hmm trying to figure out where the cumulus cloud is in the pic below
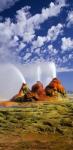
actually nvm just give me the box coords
[32,36,46,49]
[61,37,73,51]
[48,45,58,55]
[23,53,31,61]
[0,0,19,12]
[0,0,73,99]
[67,11,73,26]
[31,23,63,56]
[47,23,63,41]
[0,0,66,63]
[30,0,66,27]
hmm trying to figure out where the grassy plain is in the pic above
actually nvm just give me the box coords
[0,99,73,149]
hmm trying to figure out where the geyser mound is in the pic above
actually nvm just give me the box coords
[11,78,67,102]
[45,78,67,98]
[11,83,30,102]
[31,81,46,98]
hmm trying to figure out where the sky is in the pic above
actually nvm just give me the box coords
[0,0,73,99]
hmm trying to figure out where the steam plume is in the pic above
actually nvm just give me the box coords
[37,65,41,81]
[48,62,56,78]
[0,64,26,100]
[12,64,26,83]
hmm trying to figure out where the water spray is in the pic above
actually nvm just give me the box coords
[49,62,56,78]
[11,64,26,84]
[45,62,56,84]
[0,63,26,100]
[37,65,41,81]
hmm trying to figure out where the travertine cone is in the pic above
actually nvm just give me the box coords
[11,78,67,102]
[11,83,30,102]
[45,78,66,97]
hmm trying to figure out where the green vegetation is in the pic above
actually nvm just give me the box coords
[0,100,73,149]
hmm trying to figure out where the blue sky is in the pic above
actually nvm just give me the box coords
[0,0,73,98]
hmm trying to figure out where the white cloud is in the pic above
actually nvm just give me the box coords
[0,0,19,12]
[27,0,66,30]
[67,11,73,26]
[47,23,63,41]
[62,56,68,63]
[34,48,41,55]
[61,37,73,51]
[23,53,31,61]
[31,23,63,54]
[16,42,26,52]
[0,0,66,63]
[48,45,58,54]
[32,36,46,49]
[68,54,73,59]
[58,67,73,72]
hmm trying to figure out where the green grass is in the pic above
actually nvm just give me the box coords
[0,100,73,149]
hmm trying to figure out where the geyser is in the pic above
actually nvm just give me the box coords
[0,64,26,100]
[37,65,41,81]
[45,62,56,85]
[12,65,26,84]
[48,62,56,78]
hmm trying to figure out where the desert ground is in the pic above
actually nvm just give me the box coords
[0,98,73,150]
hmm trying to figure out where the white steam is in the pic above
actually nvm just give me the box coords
[36,62,56,84]
[44,62,56,85]
[37,65,41,81]
[0,64,26,100]
[11,64,26,83]
[48,62,56,78]
[0,62,56,100]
